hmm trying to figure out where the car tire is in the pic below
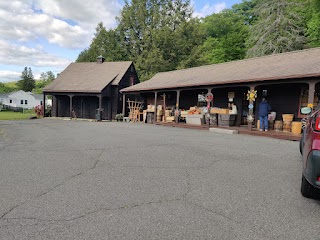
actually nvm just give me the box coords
[301,175,314,198]
[299,137,303,155]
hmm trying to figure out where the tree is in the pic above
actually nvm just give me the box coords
[246,0,306,58]
[33,71,56,94]
[231,0,259,26]
[116,0,201,80]
[39,71,55,84]
[199,9,249,64]
[77,22,126,62]
[17,67,35,92]
[0,82,17,93]
[306,0,320,47]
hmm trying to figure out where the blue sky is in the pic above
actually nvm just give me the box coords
[0,0,242,83]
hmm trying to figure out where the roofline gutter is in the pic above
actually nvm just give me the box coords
[42,90,102,94]
[120,73,320,93]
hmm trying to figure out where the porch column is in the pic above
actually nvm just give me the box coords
[154,91,158,124]
[207,87,213,106]
[248,85,256,131]
[122,93,126,116]
[43,93,46,118]
[207,88,213,128]
[308,81,317,106]
[98,95,103,120]
[54,95,58,117]
[176,90,181,109]
[175,90,181,124]
[69,94,73,118]
[99,95,102,111]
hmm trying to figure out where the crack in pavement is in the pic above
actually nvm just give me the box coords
[116,158,225,171]
[0,152,237,227]
[183,199,241,224]
[0,149,104,220]
[2,164,191,223]
[3,197,182,223]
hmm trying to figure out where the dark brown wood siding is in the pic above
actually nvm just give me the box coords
[118,63,140,117]
[72,96,99,119]
[255,83,307,121]
[56,95,69,117]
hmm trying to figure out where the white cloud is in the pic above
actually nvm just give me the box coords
[0,0,123,82]
[0,40,72,82]
[0,40,71,68]
[0,0,122,49]
[0,71,21,83]
[194,2,227,18]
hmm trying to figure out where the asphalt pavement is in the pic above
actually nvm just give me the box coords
[0,119,319,240]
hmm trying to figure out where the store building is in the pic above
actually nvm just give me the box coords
[121,48,320,130]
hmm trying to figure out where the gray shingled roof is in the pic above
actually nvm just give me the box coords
[31,93,43,100]
[0,93,8,98]
[122,48,320,93]
[43,61,133,93]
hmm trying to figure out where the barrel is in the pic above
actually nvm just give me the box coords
[283,121,292,132]
[274,120,283,131]
[282,114,294,122]
[291,121,302,134]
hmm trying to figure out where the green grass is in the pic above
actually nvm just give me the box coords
[0,110,37,120]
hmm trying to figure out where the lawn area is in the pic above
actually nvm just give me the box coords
[0,110,37,120]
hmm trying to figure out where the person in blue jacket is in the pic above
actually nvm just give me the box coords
[258,98,271,131]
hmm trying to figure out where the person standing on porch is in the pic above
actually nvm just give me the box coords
[258,98,271,131]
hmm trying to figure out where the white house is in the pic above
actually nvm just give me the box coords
[0,90,51,109]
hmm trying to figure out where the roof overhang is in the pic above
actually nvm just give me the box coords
[121,73,320,93]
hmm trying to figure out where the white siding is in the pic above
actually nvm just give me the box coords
[6,91,42,109]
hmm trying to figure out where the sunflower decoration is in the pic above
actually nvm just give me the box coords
[247,90,257,102]
[307,103,314,109]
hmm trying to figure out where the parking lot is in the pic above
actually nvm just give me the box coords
[0,119,319,240]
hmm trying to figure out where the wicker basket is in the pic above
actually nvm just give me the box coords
[282,114,294,122]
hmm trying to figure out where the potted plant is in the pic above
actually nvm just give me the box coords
[115,113,124,122]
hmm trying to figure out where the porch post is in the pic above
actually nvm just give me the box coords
[154,91,158,124]
[54,95,58,117]
[308,81,317,106]
[122,93,126,116]
[43,93,46,118]
[176,90,181,109]
[100,95,103,119]
[175,90,181,124]
[99,95,102,111]
[163,93,166,122]
[248,85,256,131]
[69,94,73,118]
[207,88,213,128]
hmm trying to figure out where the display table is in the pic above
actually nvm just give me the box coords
[218,114,236,127]
[186,114,204,125]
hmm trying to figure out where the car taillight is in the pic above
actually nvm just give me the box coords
[315,117,320,131]
[316,177,320,186]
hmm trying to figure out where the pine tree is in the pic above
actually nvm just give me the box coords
[17,67,35,92]
[306,0,320,47]
[246,0,306,58]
